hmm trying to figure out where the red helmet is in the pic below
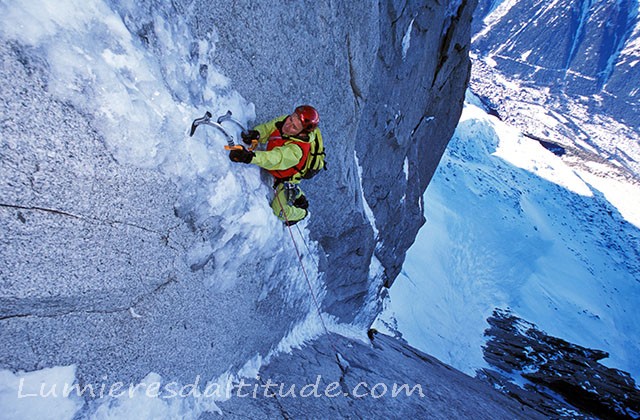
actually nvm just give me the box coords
[295,105,319,132]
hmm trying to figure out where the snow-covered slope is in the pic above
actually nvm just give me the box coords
[375,93,640,381]
[373,1,640,412]
[473,0,640,102]
[471,0,640,180]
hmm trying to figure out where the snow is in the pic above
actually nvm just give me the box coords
[86,372,226,419]
[491,115,593,197]
[470,59,640,177]
[0,341,407,419]
[0,366,82,420]
[354,151,380,240]
[403,157,410,181]
[402,18,414,60]
[376,96,640,381]
[1,0,251,171]
[0,250,368,419]
[237,355,264,380]
[619,16,640,63]
[472,0,520,43]
[1,0,639,416]
[485,55,498,67]
[576,169,640,228]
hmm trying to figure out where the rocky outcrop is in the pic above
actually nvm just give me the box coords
[479,309,640,419]
[208,332,544,419]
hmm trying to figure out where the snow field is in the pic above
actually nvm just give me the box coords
[377,93,640,381]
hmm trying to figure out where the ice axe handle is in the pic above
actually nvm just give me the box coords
[224,145,245,151]
[189,111,212,137]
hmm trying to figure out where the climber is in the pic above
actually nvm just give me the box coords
[228,105,324,225]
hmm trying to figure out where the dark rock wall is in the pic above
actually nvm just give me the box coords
[355,0,475,296]
[480,310,640,419]
[211,332,544,418]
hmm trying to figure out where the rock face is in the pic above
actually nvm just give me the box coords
[353,0,475,298]
[210,332,544,419]
[1,0,482,415]
[191,0,477,323]
[479,309,640,419]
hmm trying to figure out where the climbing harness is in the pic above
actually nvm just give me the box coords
[282,182,299,204]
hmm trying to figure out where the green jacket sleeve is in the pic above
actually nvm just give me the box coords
[251,143,303,171]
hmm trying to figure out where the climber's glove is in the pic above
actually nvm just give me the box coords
[241,130,260,145]
[229,147,255,164]
[293,194,309,210]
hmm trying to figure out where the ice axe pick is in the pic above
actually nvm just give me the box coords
[189,110,257,151]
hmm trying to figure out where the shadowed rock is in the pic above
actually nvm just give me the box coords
[480,309,640,419]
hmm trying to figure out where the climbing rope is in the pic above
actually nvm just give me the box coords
[274,189,348,373]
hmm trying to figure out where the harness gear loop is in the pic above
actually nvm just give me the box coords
[283,182,299,204]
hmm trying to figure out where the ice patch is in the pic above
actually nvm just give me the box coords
[237,355,263,380]
[403,157,410,181]
[354,151,379,240]
[402,18,414,60]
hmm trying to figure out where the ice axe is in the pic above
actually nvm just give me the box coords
[189,110,258,151]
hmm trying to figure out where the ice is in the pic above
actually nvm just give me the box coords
[403,157,410,181]
[354,151,379,240]
[237,355,263,380]
[402,18,414,60]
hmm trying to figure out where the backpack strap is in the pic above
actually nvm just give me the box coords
[307,130,326,172]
